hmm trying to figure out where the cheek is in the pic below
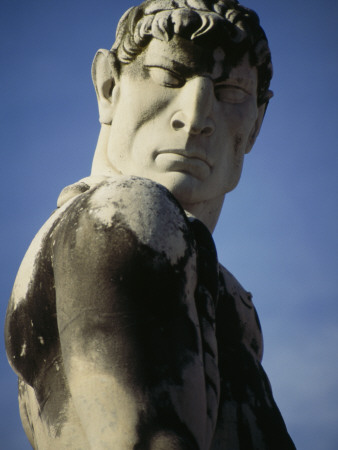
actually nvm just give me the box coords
[232,105,258,152]
[222,100,257,128]
[234,134,243,153]
[232,134,246,169]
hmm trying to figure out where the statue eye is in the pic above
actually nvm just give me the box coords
[214,85,250,103]
[147,66,184,88]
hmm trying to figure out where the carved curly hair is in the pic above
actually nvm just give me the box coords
[110,0,273,106]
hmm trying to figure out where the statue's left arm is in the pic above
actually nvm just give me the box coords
[211,265,296,449]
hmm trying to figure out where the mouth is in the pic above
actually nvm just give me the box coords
[156,149,211,168]
[155,149,211,180]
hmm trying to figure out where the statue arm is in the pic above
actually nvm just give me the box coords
[211,265,296,449]
[218,264,263,361]
[53,177,210,449]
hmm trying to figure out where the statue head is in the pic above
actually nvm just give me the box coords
[91,0,273,227]
[110,0,272,107]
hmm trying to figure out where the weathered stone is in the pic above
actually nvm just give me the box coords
[5,1,295,448]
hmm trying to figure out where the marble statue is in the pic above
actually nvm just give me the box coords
[5,1,296,448]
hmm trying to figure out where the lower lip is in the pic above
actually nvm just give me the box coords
[155,153,211,180]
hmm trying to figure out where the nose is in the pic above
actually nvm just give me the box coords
[170,77,215,136]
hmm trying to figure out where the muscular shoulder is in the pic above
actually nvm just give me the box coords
[217,264,263,361]
[54,176,194,266]
[6,176,195,384]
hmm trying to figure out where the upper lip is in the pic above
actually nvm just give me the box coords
[156,149,212,168]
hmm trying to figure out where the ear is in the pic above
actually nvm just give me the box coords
[245,101,269,154]
[92,49,119,124]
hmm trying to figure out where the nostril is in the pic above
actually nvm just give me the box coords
[202,126,214,136]
[172,119,185,130]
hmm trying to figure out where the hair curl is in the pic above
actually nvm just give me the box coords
[111,0,273,105]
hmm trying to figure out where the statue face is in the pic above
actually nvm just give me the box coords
[106,35,262,207]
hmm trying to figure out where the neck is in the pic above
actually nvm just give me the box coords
[91,124,224,233]
[181,196,224,234]
[91,124,118,176]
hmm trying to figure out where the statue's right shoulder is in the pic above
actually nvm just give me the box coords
[5,175,193,383]
[55,175,192,262]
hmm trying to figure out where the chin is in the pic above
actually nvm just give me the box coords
[154,172,210,206]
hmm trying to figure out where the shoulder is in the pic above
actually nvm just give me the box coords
[6,175,195,383]
[218,264,263,361]
[54,175,194,265]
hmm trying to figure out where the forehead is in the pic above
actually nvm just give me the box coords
[136,35,257,88]
[145,35,215,75]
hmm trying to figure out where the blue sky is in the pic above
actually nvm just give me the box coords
[1,0,337,448]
